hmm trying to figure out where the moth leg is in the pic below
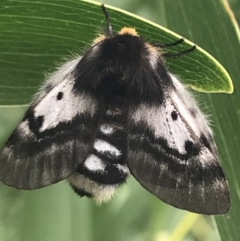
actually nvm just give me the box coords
[153,38,184,48]
[163,45,196,58]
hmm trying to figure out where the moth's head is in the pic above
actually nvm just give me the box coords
[93,27,139,44]
[92,27,145,64]
[87,27,161,82]
[86,4,162,80]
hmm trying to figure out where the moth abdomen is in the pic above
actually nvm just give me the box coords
[68,95,129,203]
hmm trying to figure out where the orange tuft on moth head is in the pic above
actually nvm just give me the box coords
[118,27,138,36]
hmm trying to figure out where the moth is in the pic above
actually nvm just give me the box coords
[0,4,230,215]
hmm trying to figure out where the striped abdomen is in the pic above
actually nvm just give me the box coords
[68,97,129,203]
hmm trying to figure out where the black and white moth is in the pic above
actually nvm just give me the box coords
[0,5,230,215]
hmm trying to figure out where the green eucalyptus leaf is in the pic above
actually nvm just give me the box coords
[0,0,233,106]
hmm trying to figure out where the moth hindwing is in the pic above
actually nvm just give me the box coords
[0,4,230,214]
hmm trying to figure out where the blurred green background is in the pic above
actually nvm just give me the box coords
[0,0,239,241]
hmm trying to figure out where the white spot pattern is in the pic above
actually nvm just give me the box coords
[100,124,114,135]
[84,154,106,172]
[93,139,121,157]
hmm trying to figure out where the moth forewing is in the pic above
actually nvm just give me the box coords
[0,58,100,189]
[127,70,229,215]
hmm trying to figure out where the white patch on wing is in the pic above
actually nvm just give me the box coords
[100,124,114,135]
[198,147,216,165]
[17,120,34,137]
[84,154,105,172]
[33,57,82,105]
[212,178,227,191]
[130,74,215,157]
[170,74,211,137]
[22,55,98,133]
[68,174,117,204]
[33,79,97,132]
[130,101,191,153]
[94,139,121,157]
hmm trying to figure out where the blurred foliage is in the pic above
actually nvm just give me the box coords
[229,0,240,23]
[0,0,239,241]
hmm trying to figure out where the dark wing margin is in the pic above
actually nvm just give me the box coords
[127,92,230,215]
[0,60,101,190]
